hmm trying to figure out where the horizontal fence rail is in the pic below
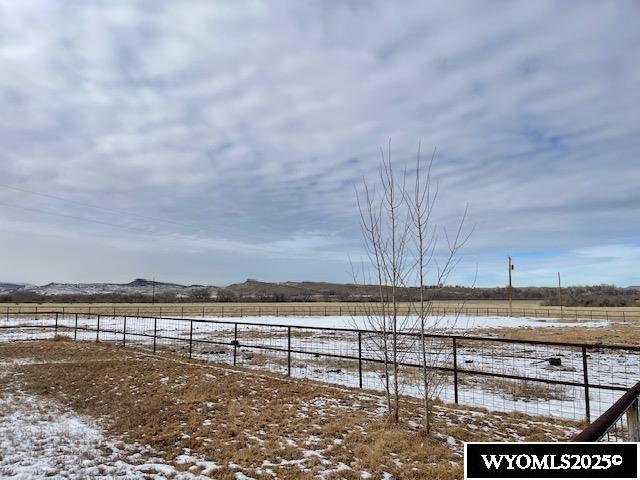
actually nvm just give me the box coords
[574,381,640,442]
[3,304,640,322]
[1,311,639,422]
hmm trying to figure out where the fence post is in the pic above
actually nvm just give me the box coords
[582,346,591,423]
[287,326,291,376]
[123,316,127,347]
[358,331,363,389]
[74,313,78,340]
[233,323,238,366]
[453,337,459,404]
[96,314,100,342]
[153,317,157,353]
[202,305,205,318]
[55,312,58,337]
[627,398,640,442]
[189,319,194,358]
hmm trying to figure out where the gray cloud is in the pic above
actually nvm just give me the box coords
[0,0,638,286]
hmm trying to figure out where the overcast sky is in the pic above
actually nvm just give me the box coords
[1,1,639,287]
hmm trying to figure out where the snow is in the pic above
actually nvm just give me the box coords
[1,313,636,422]
[5,279,210,298]
[197,314,607,331]
[0,390,213,479]
[0,359,230,480]
[0,313,609,332]
[0,342,583,479]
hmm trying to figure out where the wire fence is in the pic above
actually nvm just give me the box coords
[2,304,640,321]
[2,312,639,422]
[574,381,640,442]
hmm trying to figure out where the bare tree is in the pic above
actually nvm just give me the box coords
[355,141,413,422]
[378,141,413,423]
[355,141,472,430]
[354,180,393,415]
[407,142,473,434]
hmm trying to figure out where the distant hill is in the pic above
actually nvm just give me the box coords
[222,279,375,300]
[0,278,638,306]
[1,278,216,301]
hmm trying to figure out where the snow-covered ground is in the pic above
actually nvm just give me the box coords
[0,353,581,479]
[0,360,216,479]
[0,313,609,331]
[1,314,637,422]
[197,314,610,331]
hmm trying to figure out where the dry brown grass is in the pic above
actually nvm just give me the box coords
[479,323,640,346]
[4,300,640,322]
[466,375,569,402]
[0,341,582,479]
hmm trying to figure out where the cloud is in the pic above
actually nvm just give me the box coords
[0,0,638,286]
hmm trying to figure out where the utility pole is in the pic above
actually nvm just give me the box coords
[152,277,156,305]
[558,272,563,320]
[508,256,514,317]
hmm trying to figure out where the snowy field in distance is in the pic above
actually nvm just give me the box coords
[0,313,632,422]
[196,314,609,331]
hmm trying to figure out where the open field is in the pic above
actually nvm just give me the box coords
[479,323,640,345]
[0,340,582,479]
[4,299,640,346]
[2,312,638,421]
[2,300,640,322]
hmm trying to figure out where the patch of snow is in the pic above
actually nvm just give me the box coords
[199,314,609,331]
[0,362,212,479]
[2,313,635,422]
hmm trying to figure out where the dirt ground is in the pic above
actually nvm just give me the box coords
[0,339,583,479]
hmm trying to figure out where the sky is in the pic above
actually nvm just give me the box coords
[0,1,639,288]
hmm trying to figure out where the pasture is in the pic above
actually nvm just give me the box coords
[0,340,581,479]
[2,306,638,479]
[3,300,640,322]
[3,311,638,421]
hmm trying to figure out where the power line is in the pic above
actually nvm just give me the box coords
[0,201,157,235]
[0,183,193,228]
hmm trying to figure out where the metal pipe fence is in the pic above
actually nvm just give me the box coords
[3,304,640,321]
[574,381,640,442]
[1,312,639,422]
